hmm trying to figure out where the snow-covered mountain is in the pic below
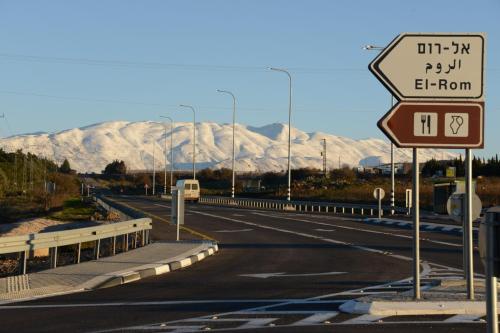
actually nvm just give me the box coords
[0,121,458,173]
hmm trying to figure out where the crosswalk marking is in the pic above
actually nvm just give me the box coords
[342,314,386,324]
[290,312,338,326]
[444,314,482,323]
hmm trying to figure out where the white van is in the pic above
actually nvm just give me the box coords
[176,179,200,202]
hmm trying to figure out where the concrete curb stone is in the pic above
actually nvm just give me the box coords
[96,243,218,290]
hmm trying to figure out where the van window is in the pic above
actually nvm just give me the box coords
[185,184,191,190]
[192,184,199,190]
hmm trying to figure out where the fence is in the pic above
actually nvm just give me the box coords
[199,196,407,216]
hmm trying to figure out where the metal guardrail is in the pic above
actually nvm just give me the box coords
[0,218,152,275]
[199,195,408,216]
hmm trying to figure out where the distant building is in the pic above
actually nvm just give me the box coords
[241,179,262,192]
[359,162,423,175]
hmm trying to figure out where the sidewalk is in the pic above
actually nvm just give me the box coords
[0,240,218,304]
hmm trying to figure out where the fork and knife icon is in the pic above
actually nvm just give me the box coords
[421,114,431,134]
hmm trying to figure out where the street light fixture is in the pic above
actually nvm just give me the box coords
[160,116,175,194]
[179,104,196,180]
[270,67,292,202]
[217,89,237,198]
[363,44,395,215]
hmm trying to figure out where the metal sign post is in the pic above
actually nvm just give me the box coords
[412,148,420,299]
[369,32,486,303]
[465,149,474,300]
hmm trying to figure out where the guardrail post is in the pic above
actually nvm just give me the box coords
[141,230,146,246]
[361,208,364,215]
[75,243,82,264]
[333,206,337,214]
[95,239,101,260]
[50,247,58,269]
[124,234,129,252]
[112,237,116,255]
[370,208,374,216]
[19,250,28,275]
[351,207,354,215]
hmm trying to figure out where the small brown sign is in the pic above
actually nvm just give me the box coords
[378,102,484,148]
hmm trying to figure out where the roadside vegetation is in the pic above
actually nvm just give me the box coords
[0,149,86,223]
[91,156,500,211]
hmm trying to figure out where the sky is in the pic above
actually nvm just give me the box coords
[0,0,499,157]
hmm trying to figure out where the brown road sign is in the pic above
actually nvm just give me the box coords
[370,33,485,101]
[377,102,484,148]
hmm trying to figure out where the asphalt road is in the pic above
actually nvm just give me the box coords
[0,196,486,333]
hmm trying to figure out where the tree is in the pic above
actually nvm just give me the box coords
[59,159,73,174]
[103,160,127,177]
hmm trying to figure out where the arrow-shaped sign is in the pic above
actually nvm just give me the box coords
[378,102,484,148]
[370,33,485,101]
[240,271,347,279]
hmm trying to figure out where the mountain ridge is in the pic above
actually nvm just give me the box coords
[0,121,458,173]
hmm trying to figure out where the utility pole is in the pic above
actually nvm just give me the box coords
[321,138,327,177]
[152,140,156,196]
[160,116,175,194]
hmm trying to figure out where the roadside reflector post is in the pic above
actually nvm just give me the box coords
[172,186,185,242]
[373,188,385,219]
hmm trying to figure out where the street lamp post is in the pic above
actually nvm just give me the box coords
[160,116,174,194]
[179,105,196,180]
[217,89,237,198]
[152,139,156,196]
[363,45,395,215]
[270,67,292,202]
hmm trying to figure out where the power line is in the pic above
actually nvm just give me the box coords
[1,52,498,73]
[0,52,369,73]
[0,89,382,114]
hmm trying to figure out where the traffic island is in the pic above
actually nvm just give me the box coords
[340,278,491,317]
[0,240,218,304]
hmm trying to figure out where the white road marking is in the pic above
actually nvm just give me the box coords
[255,212,462,248]
[215,228,253,233]
[314,228,336,232]
[290,312,338,326]
[342,314,386,324]
[192,210,413,262]
[444,314,482,323]
[0,299,298,310]
[236,318,278,329]
[240,271,347,279]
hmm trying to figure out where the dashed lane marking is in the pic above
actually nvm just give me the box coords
[254,212,462,248]
[214,229,253,233]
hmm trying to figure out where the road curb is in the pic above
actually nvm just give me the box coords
[95,242,219,290]
[362,218,478,238]
[339,299,487,316]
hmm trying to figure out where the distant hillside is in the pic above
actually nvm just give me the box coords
[0,121,458,173]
